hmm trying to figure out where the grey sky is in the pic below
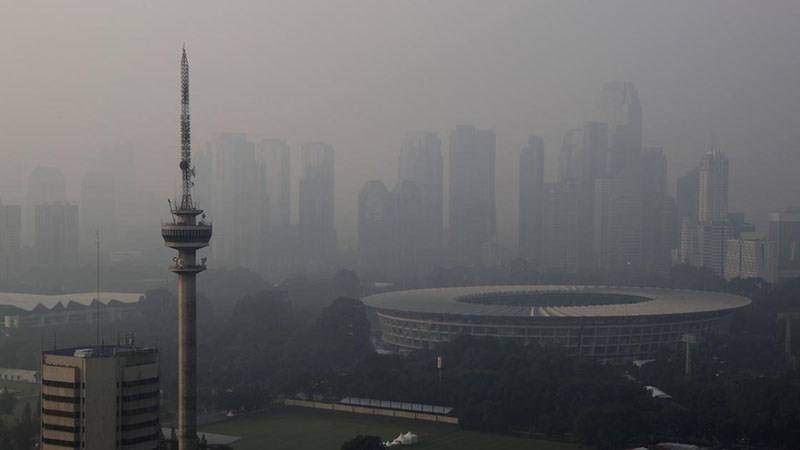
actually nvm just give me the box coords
[1,1,798,248]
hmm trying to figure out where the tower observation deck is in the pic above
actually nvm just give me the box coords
[161,46,211,450]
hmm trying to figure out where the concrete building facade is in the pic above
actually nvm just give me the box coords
[724,233,777,283]
[41,345,160,450]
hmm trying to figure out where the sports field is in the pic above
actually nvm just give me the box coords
[201,407,584,450]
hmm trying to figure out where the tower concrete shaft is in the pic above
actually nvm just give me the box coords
[162,46,211,450]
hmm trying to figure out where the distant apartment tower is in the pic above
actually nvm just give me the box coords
[542,181,584,269]
[0,201,21,279]
[26,167,67,246]
[724,233,777,283]
[299,142,336,270]
[256,139,291,228]
[768,208,800,279]
[41,345,160,450]
[398,132,443,267]
[597,81,643,178]
[209,133,265,270]
[35,202,78,268]
[518,136,545,263]
[594,178,642,270]
[448,125,496,265]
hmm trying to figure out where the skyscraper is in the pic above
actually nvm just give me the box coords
[398,132,443,267]
[160,47,212,450]
[518,136,545,263]
[256,138,291,228]
[542,181,583,269]
[699,150,729,222]
[358,180,391,277]
[35,202,78,268]
[40,345,160,450]
[640,147,675,273]
[0,201,21,280]
[299,142,336,270]
[676,167,700,221]
[594,178,642,270]
[208,133,264,271]
[448,125,496,265]
[25,166,67,246]
[597,81,643,178]
[768,207,800,279]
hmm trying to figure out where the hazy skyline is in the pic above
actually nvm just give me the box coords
[2,1,799,248]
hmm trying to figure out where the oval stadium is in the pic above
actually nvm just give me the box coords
[362,286,751,364]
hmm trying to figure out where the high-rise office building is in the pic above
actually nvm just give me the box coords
[35,202,78,268]
[768,208,800,279]
[676,167,700,221]
[299,142,336,270]
[640,147,675,273]
[699,150,729,222]
[597,81,643,178]
[518,136,545,263]
[0,201,21,280]
[448,125,496,265]
[256,138,291,228]
[542,181,583,269]
[398,132,443,267]
[209,133,266,270]
[79,171,117,251]
[26,167,67,246]
[41,345,160,450]
[594,178,642,270]
[358,180,391,277]
[724,232,777,283]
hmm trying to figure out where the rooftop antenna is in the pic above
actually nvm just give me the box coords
[96,230,101,346]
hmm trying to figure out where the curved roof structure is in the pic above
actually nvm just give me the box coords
[362,286,750,318]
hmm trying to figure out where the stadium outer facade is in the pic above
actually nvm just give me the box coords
[362,286,750,363]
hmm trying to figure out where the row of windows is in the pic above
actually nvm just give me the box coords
[121,405,159,417]
[122,391,159,402]
[42,394,80,404]
[121,418,159,431]
[122,377,159,388]
[42,422,80,433]
[120,432,160,445]
[41,437,79,448]
[43,379,78,389]
[42,408,79,418]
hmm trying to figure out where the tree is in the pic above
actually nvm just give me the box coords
[340,435,385,450]
[0,387,15,415]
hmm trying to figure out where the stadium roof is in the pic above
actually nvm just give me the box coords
[0,292,142,312]
[362,286,750,318]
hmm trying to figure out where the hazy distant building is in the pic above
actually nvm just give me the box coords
[448,125,496,265]
[518,136,545,263]
[727,212,755,238]
[542,181,583,269]
[594,178,642,270]
[35,202,78,268]
[0,202,21,279]
[26,167,67,246]
[256,138,291,228]
[699,150,729,222]
[398,132,443,267]
[597,81,643,178]
[209,133,266,271]
[768,208,800,278]
[79,171,116,251]
[725,233,776,283]
[100,145,137,248]
[641,147,675,273]
[41,345,160,450]
[299,142,336,271]
[358,180,391,277]
[676,167,700,221]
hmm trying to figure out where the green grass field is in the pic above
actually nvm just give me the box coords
[201,407,585,450]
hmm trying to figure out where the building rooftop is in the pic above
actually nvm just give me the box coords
[44,345,157,358]
[0,292,141,312]
[362,286,751,318]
